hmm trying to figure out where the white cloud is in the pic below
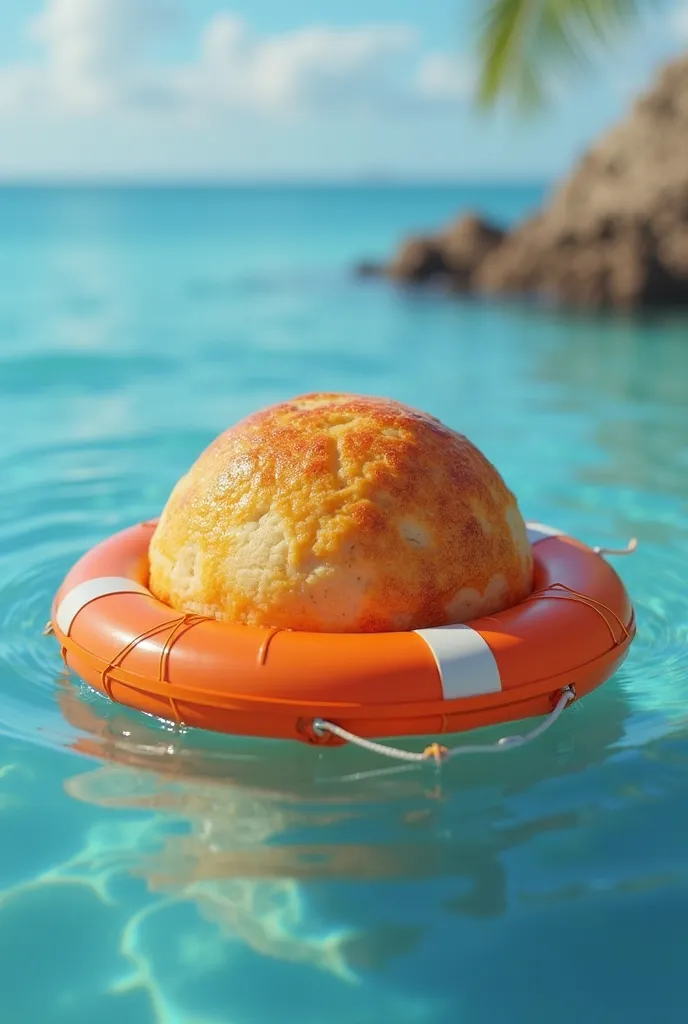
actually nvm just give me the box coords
[671,4,688,40]
[0,0,174,113]
[414,53,475,101]
[0,0,422,119]
[182,14,417,115]
[0,67,39,114]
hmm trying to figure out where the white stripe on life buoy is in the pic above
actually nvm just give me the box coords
[56,576,151,636]
[526,522,564,545]
[413,624,502,700]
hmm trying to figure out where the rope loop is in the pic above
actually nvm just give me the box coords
[593,537,637,556]
[311,685,576,766]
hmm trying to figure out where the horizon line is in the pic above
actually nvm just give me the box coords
[0,175,553,188]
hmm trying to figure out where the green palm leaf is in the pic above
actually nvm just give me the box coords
[475,0,645,109]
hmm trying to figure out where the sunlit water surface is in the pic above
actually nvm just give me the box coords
[0,185,687,1023]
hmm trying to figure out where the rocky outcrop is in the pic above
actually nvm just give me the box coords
[439,214,506,288]
[361,213,506,290]
[387,235,453,284]
[364,52,688,309]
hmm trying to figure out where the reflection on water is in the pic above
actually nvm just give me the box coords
[56,667,630,917]
[523,309,688,749]
[537,313,688,507]
[11,664,677,1022]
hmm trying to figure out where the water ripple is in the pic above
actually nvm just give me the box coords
[0,435,156,752]
[0,351,177,394]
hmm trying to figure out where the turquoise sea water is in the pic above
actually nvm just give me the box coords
[0,184,687,1023]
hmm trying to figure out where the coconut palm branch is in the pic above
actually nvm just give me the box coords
[475,0,646,108]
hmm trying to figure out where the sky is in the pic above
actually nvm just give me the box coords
[0,0,687,181]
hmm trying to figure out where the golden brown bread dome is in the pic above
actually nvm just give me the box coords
[148,393,533,632]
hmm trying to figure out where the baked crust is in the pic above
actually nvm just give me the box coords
[148,393,533,632]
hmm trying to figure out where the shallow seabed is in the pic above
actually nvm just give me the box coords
[0,185,687,1023]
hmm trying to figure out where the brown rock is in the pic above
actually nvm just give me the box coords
[385,214,505,289]
[438,213,505,288]
[474,52,688,308]
[359,51,688,308]
[387,236,450,283]
[658,225,688,276]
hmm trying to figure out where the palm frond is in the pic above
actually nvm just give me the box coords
[474,0,646,111]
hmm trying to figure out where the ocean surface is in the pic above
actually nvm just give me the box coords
[0,184,687,1023]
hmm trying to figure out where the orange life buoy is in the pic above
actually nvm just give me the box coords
[50,520,635,745]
